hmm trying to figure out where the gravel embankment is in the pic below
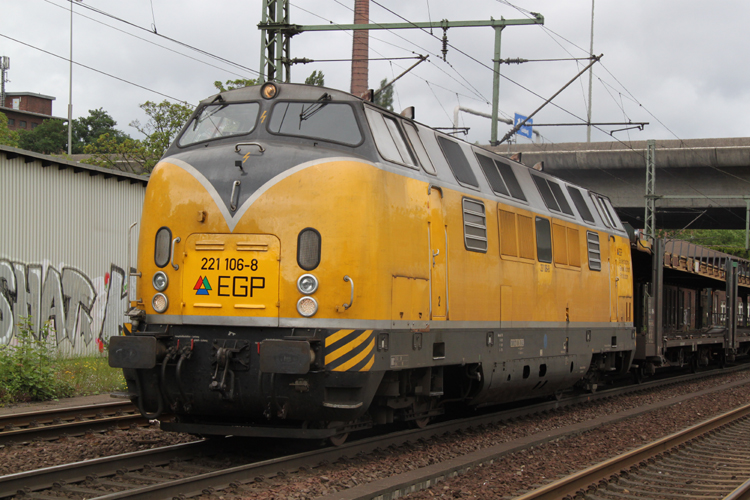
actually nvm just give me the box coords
[1,370,749,500]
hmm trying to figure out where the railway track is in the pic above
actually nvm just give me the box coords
[516,403,750,500]
[2,365,749,500]
[0,401,149,446]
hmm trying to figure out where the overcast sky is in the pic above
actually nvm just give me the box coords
[3,0,749,147]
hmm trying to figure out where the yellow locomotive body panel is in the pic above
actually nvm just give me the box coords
[137,157,631,337]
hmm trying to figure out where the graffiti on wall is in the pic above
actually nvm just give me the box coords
[0,259,129,349]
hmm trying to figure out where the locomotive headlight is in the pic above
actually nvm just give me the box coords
[152,293,169,313]
[152,271,168,292]
[297,274,318,295]
[297,296,318,317]
[261,82,278,99]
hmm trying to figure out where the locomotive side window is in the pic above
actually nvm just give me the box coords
[590,193,621,229]
[364,107,418,168]
[495,159,527,201]
[535,217,552,263]
[403,122,436,174]
[567,186,595,223]
[587,231,602,271]
[476,153,510,196]
[179,102,260,146]
[532,175,574,217]
[268,101,362,146]
[438,136,479,188]
[463,198,487,252]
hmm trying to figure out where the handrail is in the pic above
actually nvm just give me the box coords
[230,180,241,211]
[342,275,354,310]
[234,142,265,153]
[126,222,141,278]
[171,237,181,271]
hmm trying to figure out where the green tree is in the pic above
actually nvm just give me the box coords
[83,133,152,174]
[0,112,19,147]
[130,100,193,161]
[214,78,258,92]
[304,70,325,86]
[657,229,749,259]
[373,77,394,111]
[71,108,128,154]
[83,100,192,174]
[17,119,67,155]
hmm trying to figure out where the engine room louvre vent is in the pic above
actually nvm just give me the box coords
[297,228,321,271]
[587,231,602,271]
[462,198,487,253]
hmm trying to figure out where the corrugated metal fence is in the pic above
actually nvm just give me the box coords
[0,145,147,357]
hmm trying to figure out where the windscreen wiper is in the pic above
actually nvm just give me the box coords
[299,93,331,124]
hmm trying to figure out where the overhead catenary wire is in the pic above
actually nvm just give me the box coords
[41,0,255,81]
[0,33,192,106]
[63,0,261,77]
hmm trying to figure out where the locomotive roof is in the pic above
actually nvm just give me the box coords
[183,82,627,237]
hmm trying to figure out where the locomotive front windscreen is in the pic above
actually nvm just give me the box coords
[268,101,362,146]
[179,102,260,146]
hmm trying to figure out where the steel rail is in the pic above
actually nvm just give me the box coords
[4,364,750,500]
[515,403,750,500]
[0,401,147,446]
[0,440,211,498]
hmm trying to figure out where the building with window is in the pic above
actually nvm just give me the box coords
[1,92,67,131]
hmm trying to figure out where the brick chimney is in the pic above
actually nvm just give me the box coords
[350,0,369,98]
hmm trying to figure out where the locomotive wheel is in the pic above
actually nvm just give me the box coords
[411,399,435,429]
[327,422,349,446]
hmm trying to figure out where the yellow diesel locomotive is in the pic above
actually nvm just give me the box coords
[110,82,635,442]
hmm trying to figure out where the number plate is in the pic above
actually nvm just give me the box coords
[182,234,280,322]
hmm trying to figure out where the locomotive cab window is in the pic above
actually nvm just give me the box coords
[179,102,261,146]
[364,107,418,168]
[437,136,479,188]
[268,100,362,146]
[463,198,487,252]
[404,122,436,174]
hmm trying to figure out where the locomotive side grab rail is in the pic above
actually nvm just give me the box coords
[342,275,354,310]
[230,180,241,211]
[171,236,181,270]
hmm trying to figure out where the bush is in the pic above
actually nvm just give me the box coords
[0,318,65,403]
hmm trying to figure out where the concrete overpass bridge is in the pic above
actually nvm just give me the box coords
[488,137,750,230]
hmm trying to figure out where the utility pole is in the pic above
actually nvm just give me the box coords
[0,56,9,108]
[351,0,369,97]
[68,0,74,155]
[586,0,595,142]
[644,139,656,241]
[258,0,291,84]
[258,5,543,145]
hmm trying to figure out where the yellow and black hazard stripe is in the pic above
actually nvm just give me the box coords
[324,329,375,372]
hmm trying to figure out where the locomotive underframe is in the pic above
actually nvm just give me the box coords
[114,322,634,438]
